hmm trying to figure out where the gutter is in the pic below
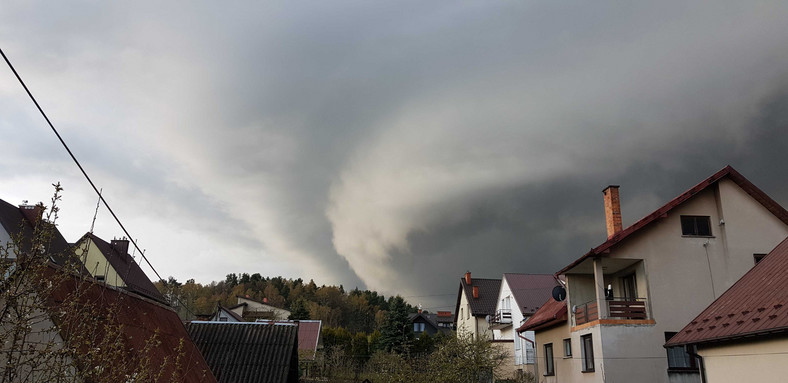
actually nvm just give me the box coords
[686,350,707,383]
[518,331,538,379]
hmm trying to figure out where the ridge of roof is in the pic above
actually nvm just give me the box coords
[80,232,167,303]
[666,236,788,347]
[557,165,788,275]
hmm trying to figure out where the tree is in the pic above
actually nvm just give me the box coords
[379,296,412,354]
[288,298,310,320]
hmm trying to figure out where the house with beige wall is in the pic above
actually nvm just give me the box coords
[530,166,788,383]
[74,233,166,303]
[666,236,788,383]
[454,272,500,340]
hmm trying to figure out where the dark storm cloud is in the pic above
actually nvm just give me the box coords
[2,1,788,303]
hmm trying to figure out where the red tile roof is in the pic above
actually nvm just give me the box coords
[557,166,788,275]
[503,273,561,316]
[45,266,216,382]
[666,236,788,346]
[517,298,567,332]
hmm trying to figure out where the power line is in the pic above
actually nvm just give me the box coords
[0,47,193,315]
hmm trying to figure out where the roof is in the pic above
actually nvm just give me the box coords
[558,165,788,275]
[252,319,322,359]
[295,320,322,358]
[186,321,299,383]
[0,199,85,272]
[79,233,166,303]
[517,298,567,332]
[45,266,216,382]
[666,236,788,347]
[217,305,245,322]
[454,277,502,319]
[503,273,561,316]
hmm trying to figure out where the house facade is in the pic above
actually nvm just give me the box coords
[517,298,569,382]
[454,272,500,340]
[541,166,788,382]
[74,233,166,303]
[489,273,559,378]
[409,311,454,335]
[666,236,788,383]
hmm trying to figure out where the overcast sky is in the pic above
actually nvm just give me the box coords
[2,1,788,312]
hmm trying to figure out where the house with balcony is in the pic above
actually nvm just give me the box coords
[454,271,501,340]
[540,166,788,382]
[489,273,560,378]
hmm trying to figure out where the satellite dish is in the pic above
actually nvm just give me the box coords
[572,305,578,314]
[552,286,567,302]
[485,315,491,323]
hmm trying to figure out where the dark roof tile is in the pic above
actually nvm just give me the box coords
[186,322,299,383]
[503,273,561,316]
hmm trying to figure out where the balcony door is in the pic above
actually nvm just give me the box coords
[621,273,637,300]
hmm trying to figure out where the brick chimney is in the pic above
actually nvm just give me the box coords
[603,185,623,238]
[472,286,479,299]
[19,203,44,226]
[111,238,130,255]
[465,271,471,285]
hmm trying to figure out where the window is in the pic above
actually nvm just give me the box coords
[219,317,228,322]
[544,343,554,376]
[681,216,712,236]
[581,334,594,372]
[95,275,105,282]
[665,332,698,371]
[414,322,425,333]
[563,338,572,357]
[467,305,470,319]
[754,253,767,264]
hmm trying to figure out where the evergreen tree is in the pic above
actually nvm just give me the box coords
[379,296,412,354]
[288,298,310,320]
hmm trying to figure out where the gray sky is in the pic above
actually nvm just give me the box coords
[2,1,788,312]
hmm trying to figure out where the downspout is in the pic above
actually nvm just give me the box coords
[687,350,707,383]
[518,332,538,379]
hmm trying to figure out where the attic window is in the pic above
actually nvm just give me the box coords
[680,216,712,237]
[95,275,105,282]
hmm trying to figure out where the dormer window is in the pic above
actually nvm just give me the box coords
[680,216,712,237]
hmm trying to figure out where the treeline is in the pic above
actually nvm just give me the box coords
[155,273,415,333]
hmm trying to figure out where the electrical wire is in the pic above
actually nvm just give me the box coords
[0,47,195,316]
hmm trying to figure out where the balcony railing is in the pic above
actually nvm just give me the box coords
[607,298,647,320]
[489,309,512,329]
[574,298,648,325]
[574,301,598,325]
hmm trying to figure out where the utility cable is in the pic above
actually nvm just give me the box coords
[0,47,195,316]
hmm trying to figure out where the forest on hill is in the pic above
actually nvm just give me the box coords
[155,273,417,333]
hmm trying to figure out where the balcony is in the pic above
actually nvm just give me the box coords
[574,298,649,326]
[489,308,512,329]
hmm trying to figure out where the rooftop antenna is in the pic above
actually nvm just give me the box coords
[89,188,102,233]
